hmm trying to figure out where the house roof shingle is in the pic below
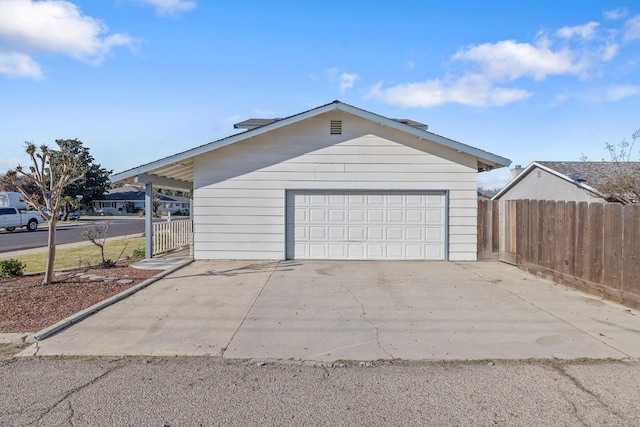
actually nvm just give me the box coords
[536,161,640,192]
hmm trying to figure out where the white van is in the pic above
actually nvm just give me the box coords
[0,192,27,210]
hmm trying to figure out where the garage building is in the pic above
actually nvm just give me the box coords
[111,101,510,261]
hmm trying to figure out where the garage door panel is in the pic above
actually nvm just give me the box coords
[294,226,307,239]
[309,244,327,258]
[368,209,384,222]
[426,227,443,241]
[329,226,345,240]
[329,194,346,205]
[387,245,403,258]
[349,194,365,205]
[368,244,384,257]
[348,210,365,222]
[426,245,443,258]
[387,227,403,240]
[406,209,423,222]
[426,210,443,223]
[347,244,365,258]
[329,244,346,257]
[348,227,365,240]
[329,209,345,222]
[368,227,384,240]
[406,245,423,258]
[388,210,403,222]
[288,191,446,260]
[309,227,326,239]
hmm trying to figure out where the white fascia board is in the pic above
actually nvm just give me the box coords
[491,161,604,200]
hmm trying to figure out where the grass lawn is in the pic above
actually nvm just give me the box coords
[1,237,146,274]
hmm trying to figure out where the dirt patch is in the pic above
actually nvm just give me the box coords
[0,262,162,333]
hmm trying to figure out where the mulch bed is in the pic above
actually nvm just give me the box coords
[0,261,163,333]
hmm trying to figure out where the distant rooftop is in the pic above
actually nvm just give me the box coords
[537,161,640,192]
[234,117,428,131]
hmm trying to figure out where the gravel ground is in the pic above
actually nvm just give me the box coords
[1,356,638,426]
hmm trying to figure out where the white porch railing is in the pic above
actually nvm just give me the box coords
[152,219,193,256]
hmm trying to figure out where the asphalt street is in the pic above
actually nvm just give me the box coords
[1,356,638,426]
[0,218,146,253]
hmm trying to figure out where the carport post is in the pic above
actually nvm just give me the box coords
[189,193,194,259]
[145,182,153,259]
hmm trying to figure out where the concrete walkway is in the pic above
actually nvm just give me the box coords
[20,260,640,361]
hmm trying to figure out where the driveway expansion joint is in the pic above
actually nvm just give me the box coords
[222,261,280,358]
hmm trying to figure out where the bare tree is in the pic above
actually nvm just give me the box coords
[81,221,128,267]
[5,142,85,284]
[599,129,640,204]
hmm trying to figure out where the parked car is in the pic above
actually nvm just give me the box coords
[66,210,81,220]
[96,207,120,216]
[0,207,43,232]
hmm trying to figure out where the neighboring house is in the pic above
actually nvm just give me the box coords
[91,185,190,215]
[111,101,510,261]
[493,161,640,203]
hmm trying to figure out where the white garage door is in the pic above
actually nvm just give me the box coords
[286,191,446,260]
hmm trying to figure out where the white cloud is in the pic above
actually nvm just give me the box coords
[604,8,628,21]
[136,0,197,16]
[369,38,581,108]
[623,15,640,41]
[0,52,42,78]
[322,67,360,93]
[603,84,640,101]
[339,72,360,93]
[368,75,532,108]
[453,39,585,81]
[601,42,619,61]
[0,0,136,78]
[370,16,634,108]
[556,22,599,40]
[406,60,416,69]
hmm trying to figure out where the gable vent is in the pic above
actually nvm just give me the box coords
[330,120,342,135]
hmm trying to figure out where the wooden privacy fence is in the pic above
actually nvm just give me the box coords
[153,219,193,256]
[478,199,640,308]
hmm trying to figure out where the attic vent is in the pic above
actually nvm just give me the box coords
[330,120,342,135]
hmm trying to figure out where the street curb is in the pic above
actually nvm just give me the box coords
[30,258,194,342]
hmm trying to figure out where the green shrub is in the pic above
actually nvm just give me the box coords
[0,258,26,278]
[132,247,145,258]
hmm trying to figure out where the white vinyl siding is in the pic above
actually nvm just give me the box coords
[193,111,478,261]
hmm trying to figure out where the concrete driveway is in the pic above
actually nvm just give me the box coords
[24,260,640,361]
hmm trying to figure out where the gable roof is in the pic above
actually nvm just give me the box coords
[492,161,640,200]
[111,100,511,189]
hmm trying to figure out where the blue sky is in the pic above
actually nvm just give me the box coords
[1,0,639,189]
